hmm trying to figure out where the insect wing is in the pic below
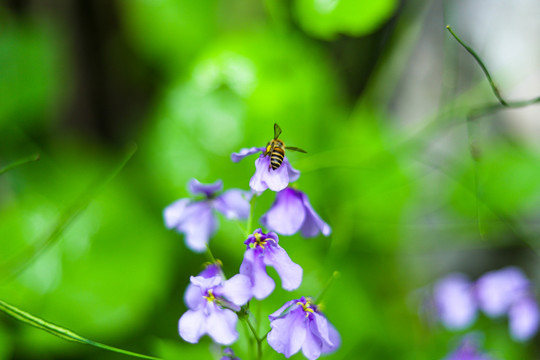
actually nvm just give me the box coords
[274,123,282,140]
[285,146,307,153]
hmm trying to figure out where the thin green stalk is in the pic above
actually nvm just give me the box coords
[0,153,40,175]
[446,25,540,109]
[243,317,262,360]
[0,299,161,360]
[241,318,255,360]
[205,245,218,265]
[315,271,340,304]
[465,114,486,241]
[246,194,258,236]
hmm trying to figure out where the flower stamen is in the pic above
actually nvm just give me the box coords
[251,232,268,249]
[204,289,216,303]
[297,300,315,317]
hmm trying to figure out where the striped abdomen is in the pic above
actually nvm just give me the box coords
[269,139,285,170]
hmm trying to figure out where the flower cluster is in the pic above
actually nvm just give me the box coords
[431,267,539,342]
[163,125,339,360]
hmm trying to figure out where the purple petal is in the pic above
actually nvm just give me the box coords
[250,156,290,192]
[178,202,217,252]
[184,283,203,310]
[284,157,300,183]
[321,322,341,354]
[214,189,252,220]
[509,296,539,342]
[299,192,331,237]
[268,308,307,358]
[311,312,333,347]
[178,308,207,343]
[218,274,252,306]
[190,275,223,291]
[206,305,239,345]
[231,147,265,163]
[269,300,298,320]
[302,326,323,360]
[445,337,493,360]
[263,246,302,291]
[260,188,305,235]
[434,274,477,330]
[163,198,191,229]
[476,267,530,317]
[184,265,223,309]
[199,263,223,279]
[240,249,275,300]
[189,179,223,197]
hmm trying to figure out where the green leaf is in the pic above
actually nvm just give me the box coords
[0,299,161,360]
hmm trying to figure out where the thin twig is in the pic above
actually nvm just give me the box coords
[446,25,540,111]
[0,153,40,175]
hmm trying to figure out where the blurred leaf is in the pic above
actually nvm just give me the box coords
[293,0,398,40]
[0,142,175,356]
[0,18,63,127]
[119,0,217,74]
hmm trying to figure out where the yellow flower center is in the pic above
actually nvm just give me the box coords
[204,289,216,303]
[297,300,315,317]
[251,232,268,249]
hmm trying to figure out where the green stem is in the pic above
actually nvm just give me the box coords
[0,153,40,175]
[315,271,340,304]
[243,317,262,360]
[246,194,258,236]
[205,245,218,265]
[446,25,540,109]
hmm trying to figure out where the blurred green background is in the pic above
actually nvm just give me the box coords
[2,0,540,359]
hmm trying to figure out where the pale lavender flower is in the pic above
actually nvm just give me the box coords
[164,179,252,252]
[184,262,224,305]
[239,229,302,299]
[476,267,530,317]
[260,188,331,237]
[444,336,494,360]
[220,348,241,360]
[178,274,252,345]
[231,147,300,193]
[433,274,477,330]
[508,296,539,342]
[267,297,340,360]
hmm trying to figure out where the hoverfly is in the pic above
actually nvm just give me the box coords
[263,123,307,170]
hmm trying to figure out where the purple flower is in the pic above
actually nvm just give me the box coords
[267,297,340,360]
[231,147,300,193]
[476,267,530,318]
[476,267,539,341]
[184,262,224,305]
[220,348,241,360]
[508,296,539,342]
[239,229,302,299]
[444,336,494,360]
[260,188,331,237]
[433,274,477,330]
[164,179,252,252]
[178,274,252,345]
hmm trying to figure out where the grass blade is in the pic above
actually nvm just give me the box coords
[0,299,161,360]
[0,153,40,175]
